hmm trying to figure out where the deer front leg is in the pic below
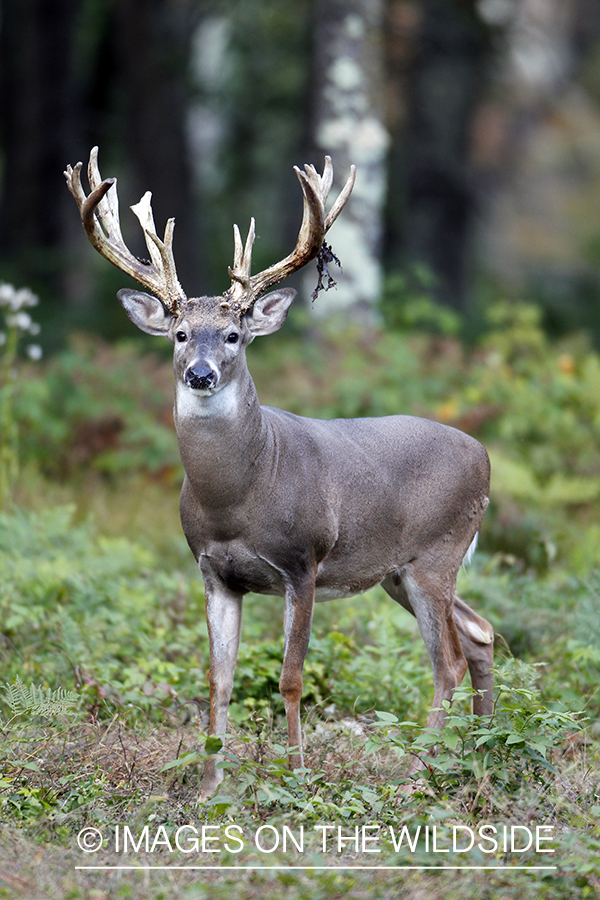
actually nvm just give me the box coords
[198,568,243,803]
[280,580,315,771]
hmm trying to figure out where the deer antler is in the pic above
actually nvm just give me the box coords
[226,157,356,312]
[64,147,186,313]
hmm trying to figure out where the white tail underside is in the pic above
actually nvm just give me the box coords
[462,531,479,568]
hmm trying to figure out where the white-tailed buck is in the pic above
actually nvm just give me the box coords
[65,148,493,800]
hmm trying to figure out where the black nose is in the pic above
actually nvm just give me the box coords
[185,365,217,390]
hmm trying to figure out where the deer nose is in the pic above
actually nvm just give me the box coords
[185,364,218,391]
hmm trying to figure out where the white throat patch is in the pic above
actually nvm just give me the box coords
[175,380,239,420]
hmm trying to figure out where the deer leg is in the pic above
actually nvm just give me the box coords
[198,572,243,802]
[382,567,468,775]
[452,595,494,717]
[401,569,468,731]
[280,581,315,771]
[382,573,494,717]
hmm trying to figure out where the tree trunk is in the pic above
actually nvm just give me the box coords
[307,0,389,323]
[385,0,490,310]
[0,0,80,292]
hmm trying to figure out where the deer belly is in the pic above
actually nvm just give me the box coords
[314,585,366,602]
[314,558,387,603]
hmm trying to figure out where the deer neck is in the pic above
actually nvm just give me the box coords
[173,366,267,504]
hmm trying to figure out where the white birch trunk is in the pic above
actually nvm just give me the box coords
[307,0,389,323]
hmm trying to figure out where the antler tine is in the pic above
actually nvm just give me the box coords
[321,155,334,199]
[228,218,256,293]
[64,146,186,313]
[130,192,182,308]
[325,164,355,231]
[226,157,356,312]
[232,223,244,271]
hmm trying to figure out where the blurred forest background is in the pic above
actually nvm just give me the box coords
[2,0,600,343]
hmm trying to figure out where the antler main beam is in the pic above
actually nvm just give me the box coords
[226,157,356,312]
[64,147,186,313]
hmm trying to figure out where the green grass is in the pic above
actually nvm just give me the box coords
[0,505,599,899]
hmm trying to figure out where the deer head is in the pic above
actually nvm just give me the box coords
[65,148,355,408]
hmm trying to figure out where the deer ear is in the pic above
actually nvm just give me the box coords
[117,289,174,337]
[245,288,296,337]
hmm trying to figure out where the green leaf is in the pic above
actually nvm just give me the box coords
[159,752,203,772]
[16,761,41,773]
[205,736,223,755]
[441,731,461,750]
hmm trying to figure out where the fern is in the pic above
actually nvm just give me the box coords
[3,676,78,719]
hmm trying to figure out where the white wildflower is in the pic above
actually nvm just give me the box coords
[0,283,41,359]
[16,288,38,308]
[26,344,43,361]
[6,312,32,331]
[0,285,38,311]
[0,284,16,307]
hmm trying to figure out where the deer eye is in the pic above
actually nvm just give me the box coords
[175,331,187,343]
[226,332,239,344]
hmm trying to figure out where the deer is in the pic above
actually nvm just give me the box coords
[65,147,494,801]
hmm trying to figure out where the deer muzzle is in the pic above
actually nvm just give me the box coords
[184,363,218,392]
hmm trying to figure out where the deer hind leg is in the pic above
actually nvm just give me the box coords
[402,567,468,729]
[198,571,243,803]
[280,579,316,771]
[382,570,494,720]
[452,595,494,717]
[382,564,467,774]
